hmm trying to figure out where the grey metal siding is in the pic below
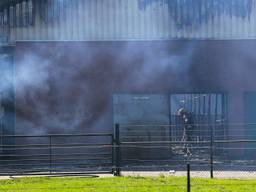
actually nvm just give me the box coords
[1,0,256,42]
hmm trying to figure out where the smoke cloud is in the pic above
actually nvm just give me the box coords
[12,41,197,135]
[9,39,256,136]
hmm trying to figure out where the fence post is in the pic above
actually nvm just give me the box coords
[49,136,52,175]
[210,125,214,179]
[113,123,121,176]
[187,164,191,192]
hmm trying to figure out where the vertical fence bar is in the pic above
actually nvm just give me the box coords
[187,164,191,192]
[210,125,214,178]
[49,135,52,175]
[113,123,121,176]
[111,133,114,174]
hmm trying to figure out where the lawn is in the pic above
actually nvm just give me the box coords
[0,176,256,192]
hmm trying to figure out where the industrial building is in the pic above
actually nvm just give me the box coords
[0,0,256,161]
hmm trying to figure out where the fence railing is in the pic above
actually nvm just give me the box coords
[1,124,256,181]
[114,123,256,178]
[0,133,114,176]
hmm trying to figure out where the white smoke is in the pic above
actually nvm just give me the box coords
[16,53,51,96]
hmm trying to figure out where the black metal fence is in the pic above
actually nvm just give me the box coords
[115,123,256,191]
[1,124,256,177]
[0,133,114,176]
[115,123,256,177]
[2,123,256,191]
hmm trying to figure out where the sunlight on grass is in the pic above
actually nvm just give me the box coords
[0,176,255,192]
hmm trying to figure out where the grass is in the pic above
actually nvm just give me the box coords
[0,176,256,191]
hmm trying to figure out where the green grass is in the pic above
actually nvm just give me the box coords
[0,176,256,192]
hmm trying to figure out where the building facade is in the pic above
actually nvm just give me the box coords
[0,0,256,159]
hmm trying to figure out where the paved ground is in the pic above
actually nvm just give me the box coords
[1,171,256,180]
[123,171,256,179]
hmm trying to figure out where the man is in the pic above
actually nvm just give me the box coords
[177,108,193,155]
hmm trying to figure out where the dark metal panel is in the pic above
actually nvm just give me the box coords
[113,94,170,126]
[244,92,256,136]
[0,46,15,153]
[243,92,256,159]
[113,94,171,159]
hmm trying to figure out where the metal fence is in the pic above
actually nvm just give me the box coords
[0,133,114,176]
[1,124,256,177]
[1,124,256,191]
[116,123,256,178]
[115,123,256,191]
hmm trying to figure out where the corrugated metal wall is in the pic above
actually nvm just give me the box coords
[1,0,256,42]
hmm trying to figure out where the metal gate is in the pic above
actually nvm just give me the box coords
[169,93,228,162]
[170,93,228,142]
[0,133,114,176]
